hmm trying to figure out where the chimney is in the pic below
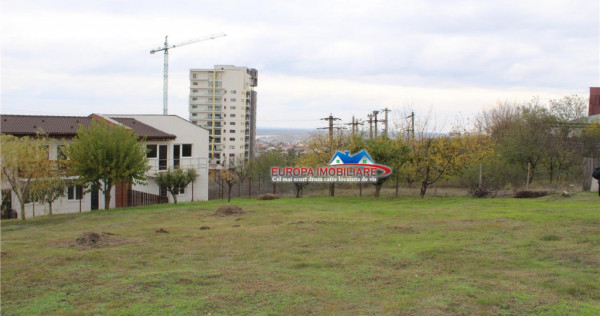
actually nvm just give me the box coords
[589,87,600,116]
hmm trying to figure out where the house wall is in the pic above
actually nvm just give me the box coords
[1,137,116,219]
[109,115,210,202]
[9,186,115,219]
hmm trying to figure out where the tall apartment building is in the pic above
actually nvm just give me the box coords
[189,65,258,168]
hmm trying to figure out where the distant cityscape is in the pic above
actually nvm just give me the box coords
[256,128,313,154]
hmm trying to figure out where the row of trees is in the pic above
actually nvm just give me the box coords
[219,95,598,200]
[469,96,599,191]
[1,121,197,220]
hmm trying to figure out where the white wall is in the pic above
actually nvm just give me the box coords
[109,114,210,202]
[10,186,115,219]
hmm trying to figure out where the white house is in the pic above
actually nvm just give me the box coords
[1,114,209,219]
[106,114,209,203]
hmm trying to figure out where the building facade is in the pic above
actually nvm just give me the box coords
[188,65,258,168]
[1,114,209,219]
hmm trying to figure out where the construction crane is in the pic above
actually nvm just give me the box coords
[150,33,226,115]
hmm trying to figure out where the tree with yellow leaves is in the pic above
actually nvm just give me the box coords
[406,133,494,198]
[1,135,55,220]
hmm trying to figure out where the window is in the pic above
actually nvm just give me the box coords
[230,122,235,125]
[192,97,197,101]
[230,137,235,141]
[231,98,236,102]
[224,98,227,102]
[192,89,198,93]
[57,145,67,160]
[192,82,198,86]
[336,159,341,163]
[230,106,236,110]
[182,144,192,157]
[191,113,197,116]
[192,73,196,78]
[67,185,83,200]
[229,153,235,157]
[229,146,235,149]
[146,144,157,158]
[192,105,197,109]
[362,159,367,164]
[230,130,235,133]
[230,114,236,117]
[231,90,236,94]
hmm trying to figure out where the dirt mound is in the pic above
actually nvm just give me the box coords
[257,193,280,200]
[514,191,549,198]
[215,205,245,217]
[74,232,124,249]
[200,226,211,230]
[155,228,169,233]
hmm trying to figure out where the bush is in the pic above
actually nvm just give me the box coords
[514,191,549,198]
[469,186,493,198]
[257,193,280,200]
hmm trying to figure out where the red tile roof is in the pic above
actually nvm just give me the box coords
[110,117,175,140]
[0,115,93,137]
[0,114,176,140]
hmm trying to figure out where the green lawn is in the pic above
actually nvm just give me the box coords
[2,193,599,315]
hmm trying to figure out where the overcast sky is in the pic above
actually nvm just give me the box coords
[2,0,599,131]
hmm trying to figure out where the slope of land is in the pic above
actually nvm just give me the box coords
[2,194,599,315]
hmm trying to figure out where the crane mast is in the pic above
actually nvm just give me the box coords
[150,33,226,115]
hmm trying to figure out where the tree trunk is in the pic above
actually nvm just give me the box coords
[172,192,178,204]
[329,183,335,197]
[272,183,276,194]
[420,182,428,198]
[49,203,53,216]
[227,184,233,202]
[104,184,112,210]
[395,178,400,197]
[20,203,26,221]
[374,183,382,197]
[359,182,362,197]
[248,177,252,199]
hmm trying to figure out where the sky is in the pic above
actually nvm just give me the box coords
[2,0,599,132]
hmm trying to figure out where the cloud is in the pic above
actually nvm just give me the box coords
[1,0,598,131]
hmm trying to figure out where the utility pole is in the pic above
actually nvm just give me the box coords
[150,33,226,115]
[406,111,415,140]
[367,114,373,139]
[373,110,379,138]
[345,116,363,135]
[319,114,341,198]
[382,108,391,137]
[319,114,341,143]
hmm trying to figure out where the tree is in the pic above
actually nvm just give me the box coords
[66,121,150,210]
[300,131,352,196]
[215,168,238,202]
[350,135,410,197]
[407,133,494,198]
[0,135,53,220]
[154,168,198,204]
[35,177,67,215]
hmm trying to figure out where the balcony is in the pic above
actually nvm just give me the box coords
[147,157,208,173]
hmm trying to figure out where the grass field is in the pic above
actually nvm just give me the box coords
[2,193,600,315]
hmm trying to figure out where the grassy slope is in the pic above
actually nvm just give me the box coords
[1,193,599,315]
